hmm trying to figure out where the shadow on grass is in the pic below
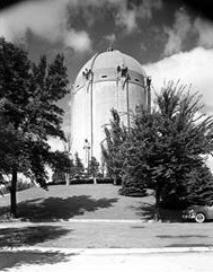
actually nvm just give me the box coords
[157,235,213,247]
[157,235,209,238]
[0,206,10,218]
[166,244,213,247]
[133,202,183,222]
[0,251,75,271]
[14,195,118,221]
[131,226,145,229]
[0,226,71,247]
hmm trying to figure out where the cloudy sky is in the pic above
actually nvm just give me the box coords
[1,0,213,137]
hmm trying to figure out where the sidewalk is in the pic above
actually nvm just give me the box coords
[1,247,213,272]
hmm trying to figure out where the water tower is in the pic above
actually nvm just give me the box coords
[71,49,151,165]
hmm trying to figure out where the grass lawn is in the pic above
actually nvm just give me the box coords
[1,221,213,248]
[0,184,163,221]
[0,185,213,249]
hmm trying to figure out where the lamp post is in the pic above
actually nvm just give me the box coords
[83,139,90,175]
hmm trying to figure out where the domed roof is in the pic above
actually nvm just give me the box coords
[75,50,146,83]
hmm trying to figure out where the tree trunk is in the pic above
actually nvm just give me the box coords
[113,176,117,185]
[65,173,70,186]
[10,168,17,218]
[93,177,97,184]
[154,187,161,221]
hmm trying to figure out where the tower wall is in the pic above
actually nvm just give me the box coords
[71,51,148,166]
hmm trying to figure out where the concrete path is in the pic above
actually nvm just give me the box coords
[1,247,213,272]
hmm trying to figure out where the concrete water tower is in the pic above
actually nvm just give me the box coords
[70,49,150,165]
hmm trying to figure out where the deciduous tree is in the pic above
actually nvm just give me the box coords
[0,38,69,217]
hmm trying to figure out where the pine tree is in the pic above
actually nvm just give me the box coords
[71,153,84,179]
[119,110,156,197]
[101,109,127,185]
[121,82,213,219]
[183,160,213,206]
[50,151,73,184]
[88,156,99,178]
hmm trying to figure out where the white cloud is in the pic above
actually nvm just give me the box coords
[114,0,162,33]
[115,8,137,33]
[194,18,213,48]
[0,0,68,41]
[0,0,92,52]
[164,10,192,56]
[0,0,163,44]
[105,33,116,44]
[163,9,213,56]
[65,30,92,52]
[145,47,213,110]
[137,0,162,20]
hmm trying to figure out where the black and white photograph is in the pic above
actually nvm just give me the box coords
[1,0,213,271]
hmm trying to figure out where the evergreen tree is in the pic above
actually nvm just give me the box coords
[71,153,84,178]
[121,82,213,219]
[101,109,127,184]
[183,160,213,206]
[88,156,99,178]
[119,110,156,197]
[50,150,73,184]
[0,38,69,217]
[52,169,66,184]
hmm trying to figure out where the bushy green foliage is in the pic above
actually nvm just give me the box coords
[104,82,213,219]
[131,83,213,216]
[52,169,66,184]
[88,156,99,177]
[101,108,127,184]
[69,153,84,179]
[0,38,69,216]
[119,110,159,196]
[51,151,73,184]
[183,160,213,206]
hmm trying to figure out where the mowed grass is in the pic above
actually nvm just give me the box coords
[1,185,213,248]
[0,184,163,221]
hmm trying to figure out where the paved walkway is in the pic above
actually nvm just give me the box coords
[1,247,213,272]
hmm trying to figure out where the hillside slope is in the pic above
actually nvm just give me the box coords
[0,185,156,220]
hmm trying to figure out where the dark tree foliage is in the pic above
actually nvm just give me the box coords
[119,111,157,197]
[51,151,73,184]
[182,160,213,206]
[70,153,84,179]
[0,38,69,217]
[52,169,66,184]
[120,82,213,219]
[50,151,72,174]
[88,156,99,177]
[101,108,127,185]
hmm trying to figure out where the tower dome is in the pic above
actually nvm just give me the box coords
[75,50,146,84]
[71,49,149,166]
